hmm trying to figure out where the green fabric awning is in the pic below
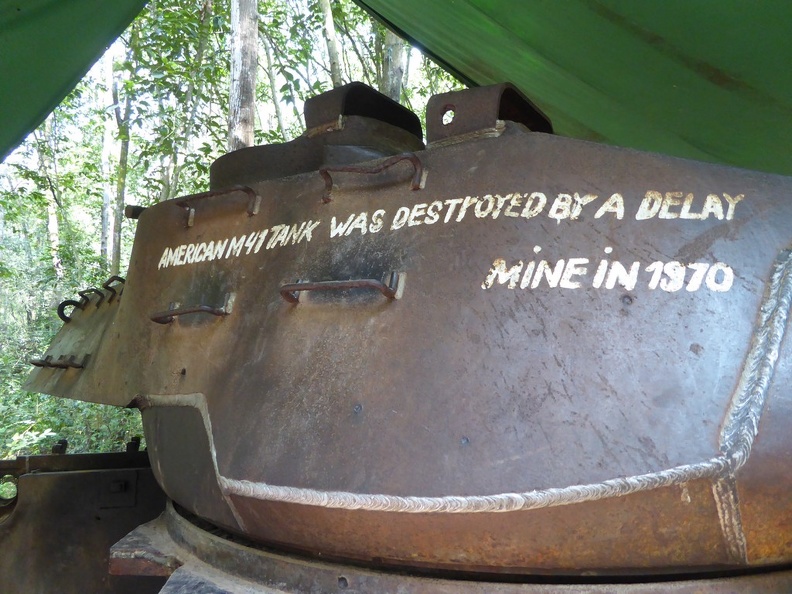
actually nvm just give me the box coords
[358,0,792,176]
[2,1,792,176]
[0,0,147,162]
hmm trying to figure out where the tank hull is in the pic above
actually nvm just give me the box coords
[27,107,792,574]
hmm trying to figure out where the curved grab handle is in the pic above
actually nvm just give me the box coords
[56,276,126,323]
[319,153,425,203]
[102,275,125,303]
[150,293,235,324]
[280,272,404,304]
[30,354,87,369]
[176,186,261,228]
[57,299,83,323]
[78,288,106,308]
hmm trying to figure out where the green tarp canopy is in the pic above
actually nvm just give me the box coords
[3,0,792,176]
[358,0,792,176]
[0,0,147,162]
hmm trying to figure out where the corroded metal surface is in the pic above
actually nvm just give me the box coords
[112,501,792,593]
[210,82,424,189]
[0,452,166,594]
[425,82,552,144]
[26,83,792,576]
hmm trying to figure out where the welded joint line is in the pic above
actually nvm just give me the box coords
[709,248,792,562]
[136,249,792,519]
[135,393,247,532]
[712,477,748,563]
[719,249,792,464]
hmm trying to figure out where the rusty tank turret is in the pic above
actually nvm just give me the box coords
[26,82,792,579]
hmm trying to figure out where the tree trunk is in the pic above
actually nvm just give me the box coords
[100,55,114,268]
[165,0,214,200]
[228,0,258,152]
[101,153,112,267]
[45,197,63,280]
[261,32,288,140]
[158,155,173,203]
[319,0,343,88]
[32,124,64,280]
[101,183,112,268]
[111,83,132,277]
[108,21,141,277]
[336,10,376,87]
[380,29,405,101]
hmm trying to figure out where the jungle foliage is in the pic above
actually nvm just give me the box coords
[0,0,462,459]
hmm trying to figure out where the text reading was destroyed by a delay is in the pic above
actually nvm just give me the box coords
[156,189,743,294]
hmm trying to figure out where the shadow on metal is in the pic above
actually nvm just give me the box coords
[0,450,167,594]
